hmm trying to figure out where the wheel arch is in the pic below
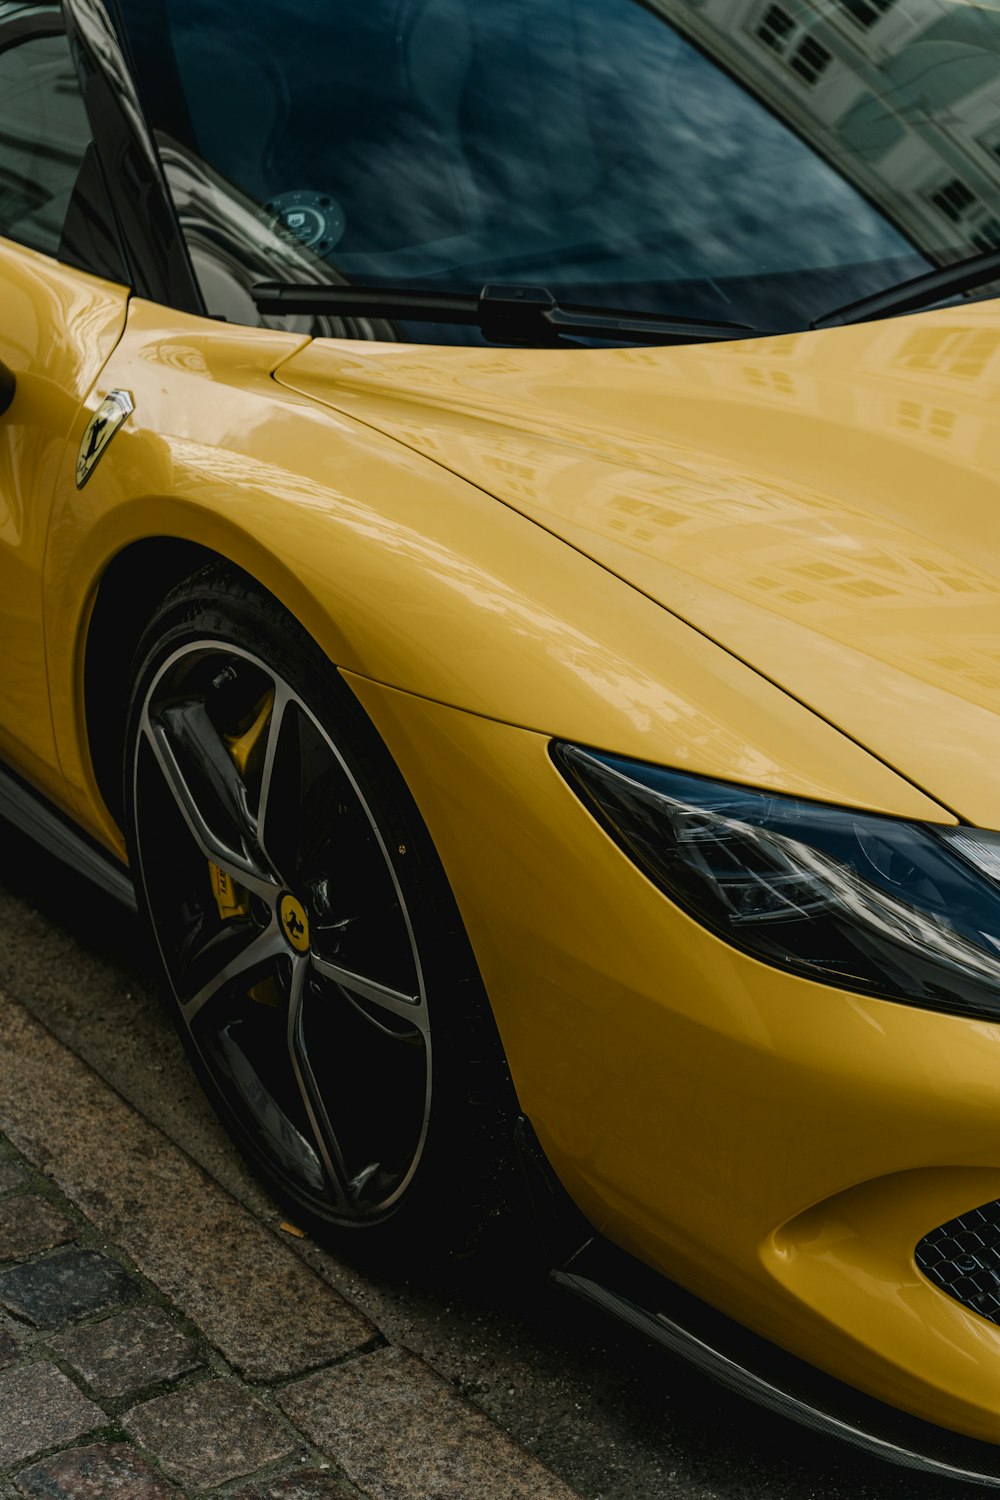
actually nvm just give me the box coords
[64,497,362,852]
[83,536,217,829]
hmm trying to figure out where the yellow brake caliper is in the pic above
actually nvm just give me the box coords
[207,689,280,1006]
[208,862,250,920]
[207,688,274,926]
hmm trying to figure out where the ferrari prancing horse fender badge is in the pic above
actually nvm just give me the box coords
[75,389,134,488]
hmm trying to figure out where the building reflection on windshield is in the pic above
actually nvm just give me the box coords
[655,0,1000,262]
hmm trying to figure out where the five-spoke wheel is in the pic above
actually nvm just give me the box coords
[125,568,513,1252]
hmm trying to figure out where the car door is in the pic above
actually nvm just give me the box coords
[0,0,130,807]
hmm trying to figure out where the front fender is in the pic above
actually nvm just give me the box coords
[44,299,947,851]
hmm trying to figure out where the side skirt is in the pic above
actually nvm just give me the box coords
[0,761,136,912]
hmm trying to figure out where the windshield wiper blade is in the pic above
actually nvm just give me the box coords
[252,281,768,346]
[813,248,1000,330]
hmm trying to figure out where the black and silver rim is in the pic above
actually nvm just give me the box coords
[132,641,431,1224]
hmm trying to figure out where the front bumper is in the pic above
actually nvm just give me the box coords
[345,672,1000,1443]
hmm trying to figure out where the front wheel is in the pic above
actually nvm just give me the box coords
[124,566,516,1263]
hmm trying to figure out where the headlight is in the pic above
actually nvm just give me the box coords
[553,743,1000,1021]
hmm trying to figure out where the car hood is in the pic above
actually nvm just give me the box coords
[274,301,1000,828]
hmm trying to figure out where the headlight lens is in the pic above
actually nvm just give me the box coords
[553,743,1000,1021]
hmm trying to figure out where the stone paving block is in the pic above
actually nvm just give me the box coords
[123,1379,295,1489]
[129,1209,372,1381]
[0,1321,19,1369]
[0,1250,141,1328]
[50,1305,202,1398]
[15,1442,180,1499]
[0,1006,372,1380]
[0,1364,104,1467]
[0,1196,76,1263]
[231,1471,356,1499]
[278,1347,580,1500]
[0,1158,27,1194]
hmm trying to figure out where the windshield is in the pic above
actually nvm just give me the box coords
[120,0,1000,342]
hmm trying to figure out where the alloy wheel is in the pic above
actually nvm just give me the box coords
[132,641,431,1224]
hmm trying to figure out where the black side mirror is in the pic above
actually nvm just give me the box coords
[0,360,13,417]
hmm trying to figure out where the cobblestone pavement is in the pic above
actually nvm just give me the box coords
[0,998,578,1500]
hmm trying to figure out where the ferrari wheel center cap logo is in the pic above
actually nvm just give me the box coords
[279,893,310,953]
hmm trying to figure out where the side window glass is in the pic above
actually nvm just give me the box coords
[0,25,126,281]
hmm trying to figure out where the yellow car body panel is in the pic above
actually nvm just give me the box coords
[275,302,1000,827]
[343,676,1000,1440]
[42,299,947,858]
[0,241,128,803]
[8,278,1000,1441]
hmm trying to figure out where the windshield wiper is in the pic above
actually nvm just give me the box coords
[813,248,1000,330]
[252,281,769,346]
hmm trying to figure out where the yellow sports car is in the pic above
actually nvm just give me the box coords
[5,0,1000,1481]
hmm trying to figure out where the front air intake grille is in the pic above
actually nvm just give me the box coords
[916,1200,1000,1325]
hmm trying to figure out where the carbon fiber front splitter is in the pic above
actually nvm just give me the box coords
[553,1235,1000,1488]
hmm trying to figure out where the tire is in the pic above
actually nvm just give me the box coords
[123,563,518,1268]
